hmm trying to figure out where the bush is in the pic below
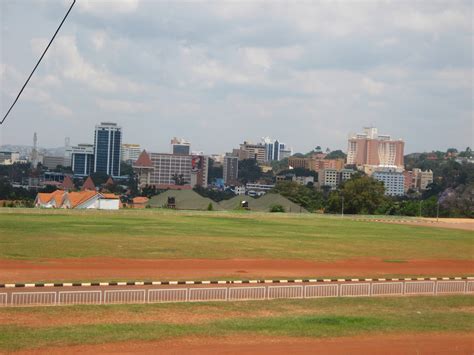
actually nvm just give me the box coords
[207,202,214,211]
[269,204,285,213]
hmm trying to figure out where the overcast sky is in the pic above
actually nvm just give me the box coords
[1,0,472,154]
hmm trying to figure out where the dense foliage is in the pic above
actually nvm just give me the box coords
[238,159,262,184]
[194,185,235,202]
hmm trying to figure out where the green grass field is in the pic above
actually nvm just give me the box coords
[0,209,472,261]
[1,296,473,351]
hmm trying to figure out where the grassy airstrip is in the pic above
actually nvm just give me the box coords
[1,296,473,351]
[0,209,472,261]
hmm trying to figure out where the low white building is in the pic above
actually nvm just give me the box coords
[373,168,405,196]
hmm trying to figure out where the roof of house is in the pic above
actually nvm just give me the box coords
[134,150,153,168]
[36,190,65,206]
[101,193,120,199]
[66,190,100,208]
[133,196,149,204]
[82,176,96,191]
[105,177,114,186]
[61,176,75,190]
[149,190,223,210]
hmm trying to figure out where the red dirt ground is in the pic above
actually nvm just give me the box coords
[18,333,474,354]
[1,257,473,283]
[378,219,474,231]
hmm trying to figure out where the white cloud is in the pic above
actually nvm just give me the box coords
[31,36,143,93]
[361,78,385,96]
[96,98,152,113]
[76,0,140,15]
[91,31,107,50]
[21,87,73,117]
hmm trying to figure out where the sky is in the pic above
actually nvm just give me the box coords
[0,0,472,154]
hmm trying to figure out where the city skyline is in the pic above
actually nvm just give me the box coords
[1,1,472,154]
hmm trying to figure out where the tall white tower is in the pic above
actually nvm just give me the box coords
[31,132,39,168]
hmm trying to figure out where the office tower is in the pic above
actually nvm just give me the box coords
[71,144,94,177]
[133,151,209,189]
[93,122,122,177]
[223,154,239,184]
[262,137,290,162]
[239,141,266,164]
[171,137,191,155]
[121,144,141,163]
[346,127,404,168]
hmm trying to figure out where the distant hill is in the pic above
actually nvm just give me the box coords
[251,193,308,213]
[149,190,223,211]
[218,195,255,210]
[218,193,307,213]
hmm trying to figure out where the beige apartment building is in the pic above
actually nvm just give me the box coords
[288,153,344,172]
[403,168,433,192]
[346,127,404,168]
[237,142,266,164]
[133,151,208,189]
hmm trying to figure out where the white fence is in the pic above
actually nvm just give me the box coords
[3,280,472,307]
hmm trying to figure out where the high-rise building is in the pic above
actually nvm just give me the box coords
[288,153,344,172]
[171,137,191,155]
[93,122,122,177]
[261,137,291,162]
[121,144,141,163]
[223,155,239,184]
[191,155,209,188]
[71,144,94,177]
[43,156,66,170]
[373,167,405,196]
[403,168,433,192]
[318,168,356,190]
[133,151,208,189]
[346,127,404,168]
[239,141,266,164]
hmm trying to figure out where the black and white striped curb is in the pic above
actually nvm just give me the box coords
[1,276,472,288]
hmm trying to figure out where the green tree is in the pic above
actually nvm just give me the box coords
[269,204,285,212]
[238,159,262,184]
[90,172,109,185]
[337,175,387,214]
[325,150,347,160]
[172,173,186,186]
[272,181,324,212]
[207,158,223,184]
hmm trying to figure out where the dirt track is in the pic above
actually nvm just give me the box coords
[18,333,474,354]
[378,218,474,231]
[1,257,473,283]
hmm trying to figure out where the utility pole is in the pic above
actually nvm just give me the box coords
[341,195,344,218]
[436,200,440,222]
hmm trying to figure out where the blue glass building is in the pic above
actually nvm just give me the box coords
[93,122,122,177]
[71,144,94,177]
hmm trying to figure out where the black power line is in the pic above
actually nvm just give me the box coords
[1,0,76,125]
